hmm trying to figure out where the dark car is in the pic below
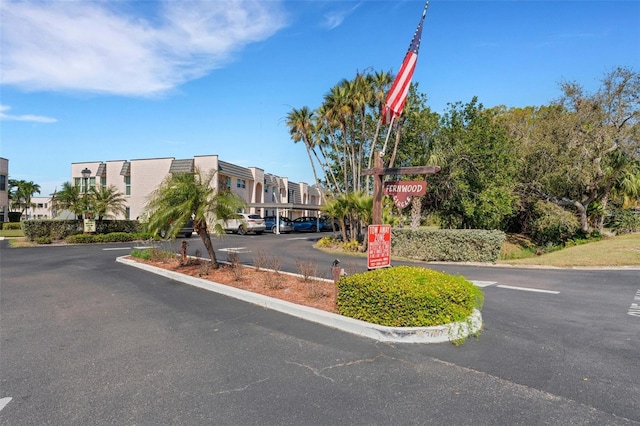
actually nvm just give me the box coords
[160,219,194,238]
[263,216,294,233]
[292,216,333,232]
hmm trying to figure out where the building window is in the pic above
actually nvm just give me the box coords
[226,177,231,190]
[0,174,6,191]
[125,207,130,220]
[124,176,131,195]
[74,176,95,193]
[237,179,246,189]
[101,176,107,186]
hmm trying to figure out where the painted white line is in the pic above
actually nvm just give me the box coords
[219,247,250,253]
[103,247,132,251]
[471,280,496,288]
[287,237,312,240]
[0,397,12,412]
[497,285,560,294]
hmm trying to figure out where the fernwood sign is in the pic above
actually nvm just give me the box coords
[362,152,440,224]
[383,180,427,209]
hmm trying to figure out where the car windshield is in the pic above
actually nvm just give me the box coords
[247,215,262,219]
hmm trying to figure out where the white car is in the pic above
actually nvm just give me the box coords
[217,213,265,235]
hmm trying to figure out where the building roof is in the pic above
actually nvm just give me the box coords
[169,159,194,174]
[119,161,130,176]
[218,161,253,181]
[96,163,106,177]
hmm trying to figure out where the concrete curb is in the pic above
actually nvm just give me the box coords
[116,256,482,344]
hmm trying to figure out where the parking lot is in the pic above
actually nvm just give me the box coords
[1,239,639,424]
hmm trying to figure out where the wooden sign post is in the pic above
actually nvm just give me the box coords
[362,152,440,225]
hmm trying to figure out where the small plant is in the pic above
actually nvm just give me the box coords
[262,256,284,289]
[316,236,340,248]
[341,239,360,252]
[35,236,52,244]
[253,248,268,271]
[227,251,244,281]
[295,258,318,282]
[130,247,175,263]
[198,261,210,277]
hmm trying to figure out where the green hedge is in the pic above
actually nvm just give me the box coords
[21,219,143,241]
[337,265,483,327]
[2,222,22,230]
[391,229,505,263]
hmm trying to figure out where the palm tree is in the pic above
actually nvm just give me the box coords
[144,169,245,268]
[51,182,84,219]
[9,179,41,219]
[286,106,326,202]
[91,185,127,221]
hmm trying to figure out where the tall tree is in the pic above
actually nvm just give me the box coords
[286,107,325,202]
[144,170,245,268]
[9,179,41,218]
[516,67,640,233]
[428,98,518,230]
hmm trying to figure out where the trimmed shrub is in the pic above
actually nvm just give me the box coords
[391,229,505,263]
[2,222,22,230]
[337,265,483,327]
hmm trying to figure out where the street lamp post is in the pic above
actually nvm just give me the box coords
[81,168,94,232]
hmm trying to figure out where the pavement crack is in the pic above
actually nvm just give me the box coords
[214,377,269,395]
[286,355,382,382]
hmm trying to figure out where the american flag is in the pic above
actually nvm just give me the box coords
[381,3,428,125]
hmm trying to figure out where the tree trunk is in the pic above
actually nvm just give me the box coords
[410,196,422,229]
[196,221,219,268]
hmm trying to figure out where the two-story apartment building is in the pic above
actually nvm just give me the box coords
[71,154,323,220]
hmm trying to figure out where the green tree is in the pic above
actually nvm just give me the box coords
[51,182,84,219]
[91,185,127,221]
[428,98,518,230]
[9,179,41,218]
[144,170,245,268]
[515,67,639,233]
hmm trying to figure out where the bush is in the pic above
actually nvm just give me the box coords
[2,222,22,230]
[610,209,640,235]
[336,265,483,327]
[529,201,580,246]
[391,229,505,263]
[35,236,52,244]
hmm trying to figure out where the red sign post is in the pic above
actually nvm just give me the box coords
[367,224,392,269]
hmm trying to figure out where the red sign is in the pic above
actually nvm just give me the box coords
[384,180,427,209]
[367,225,391,269]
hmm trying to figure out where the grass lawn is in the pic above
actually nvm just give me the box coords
[499,233,640,268]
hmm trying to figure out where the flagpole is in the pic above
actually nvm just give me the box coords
[380,115,395,156]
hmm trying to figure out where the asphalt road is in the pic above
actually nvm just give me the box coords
[1,235,639,425]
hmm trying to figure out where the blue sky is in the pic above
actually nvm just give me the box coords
[1,0,638,197]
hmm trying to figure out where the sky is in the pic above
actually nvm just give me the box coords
[1,0,639,197]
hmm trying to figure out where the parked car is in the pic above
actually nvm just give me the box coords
[263,216,294,234]
[217,213,265,235]
[292,216,333,232]
[160,219,194,238]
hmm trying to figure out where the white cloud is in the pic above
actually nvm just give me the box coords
[0,0,287,97]
[321,3,360,30]
[0,105,57,123]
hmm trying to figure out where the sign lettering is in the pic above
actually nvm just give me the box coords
[367,225,391,269]
[384,180,427,209]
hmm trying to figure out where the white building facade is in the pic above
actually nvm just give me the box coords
[71,155,323,220]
